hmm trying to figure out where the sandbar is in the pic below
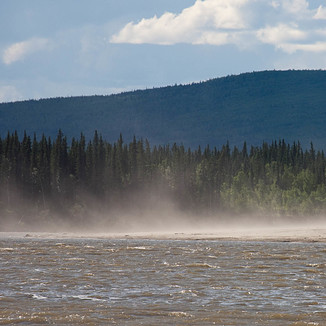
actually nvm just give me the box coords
[1,226,326,242]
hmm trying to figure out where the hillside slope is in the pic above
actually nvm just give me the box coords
[0,70,326,148]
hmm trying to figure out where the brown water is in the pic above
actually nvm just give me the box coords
[0,235,326,325]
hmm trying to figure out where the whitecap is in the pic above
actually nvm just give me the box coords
[0,248,14,252]
[27,293,47,300]
[70,294,106,302]
[168,311,193,318]
[126,246,153,250]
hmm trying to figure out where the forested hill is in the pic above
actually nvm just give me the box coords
[1,70,326,149]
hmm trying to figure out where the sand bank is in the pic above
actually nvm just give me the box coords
[1,226,326,242]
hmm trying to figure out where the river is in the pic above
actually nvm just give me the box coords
[0,234,325,325]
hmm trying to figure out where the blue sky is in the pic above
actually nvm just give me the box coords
[1,0,326,102]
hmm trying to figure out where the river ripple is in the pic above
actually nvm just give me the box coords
[0,237,325,325]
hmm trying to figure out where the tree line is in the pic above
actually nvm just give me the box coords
[1,130,326,226]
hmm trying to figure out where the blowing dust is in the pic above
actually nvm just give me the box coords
[1,186,326,242]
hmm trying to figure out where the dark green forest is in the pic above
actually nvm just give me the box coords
[1,130,326,230]
[1,70,326,149]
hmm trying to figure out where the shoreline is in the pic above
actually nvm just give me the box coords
[1,226,326,242]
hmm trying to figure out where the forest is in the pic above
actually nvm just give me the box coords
[0,130,325,230]
[1,70,326,149]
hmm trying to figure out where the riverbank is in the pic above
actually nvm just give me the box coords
[1,225,326,242]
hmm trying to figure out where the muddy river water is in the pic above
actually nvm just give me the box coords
[0,234,325,325]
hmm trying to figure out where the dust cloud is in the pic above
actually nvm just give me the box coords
[1,187,326,242]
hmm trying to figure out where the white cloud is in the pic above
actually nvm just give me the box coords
[0,85,23,103]
[257,24,307,45]
[110,0,326,55]
[278,41,326,53]
[111,0,249,45]
[193,31,230,45]
[257,23,326,54]
[2,37,50,65]
[270,1,280,9]
[282,0,309,15]
[314,5,326,19]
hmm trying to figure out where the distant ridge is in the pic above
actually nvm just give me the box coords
[0,70,326,148]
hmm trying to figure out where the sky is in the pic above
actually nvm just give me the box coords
[1,0,326,103]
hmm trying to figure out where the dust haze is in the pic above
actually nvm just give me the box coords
[1,186,326,242]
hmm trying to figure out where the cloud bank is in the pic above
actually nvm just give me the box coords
[111,0,326,53]
[3,37,50,65]
[111,0,249,46]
